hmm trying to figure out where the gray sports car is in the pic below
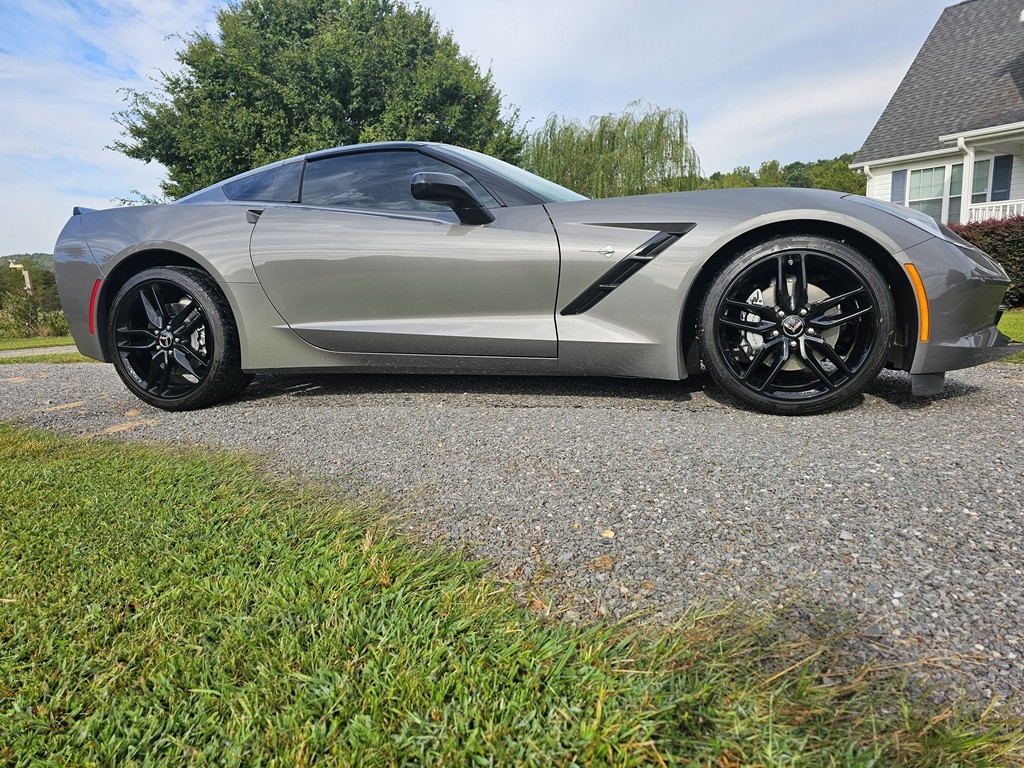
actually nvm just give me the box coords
[54,141,1020,414]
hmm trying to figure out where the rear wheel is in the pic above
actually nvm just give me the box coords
[698,236,894,415]
[108,267,253,410]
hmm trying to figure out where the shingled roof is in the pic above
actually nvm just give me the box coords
[855,0,1024,164]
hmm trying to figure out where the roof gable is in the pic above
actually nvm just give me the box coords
[855,0,1024,164]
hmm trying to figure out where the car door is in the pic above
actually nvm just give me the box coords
[249,149,560,358]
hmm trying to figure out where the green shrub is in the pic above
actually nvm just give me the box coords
[39,308,70,336]
[0,290,70,338]
[949,216,1024,307]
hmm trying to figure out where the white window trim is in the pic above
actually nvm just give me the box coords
[888,153,1001,223]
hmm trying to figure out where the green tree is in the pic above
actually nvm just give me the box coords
[703,166,757,189]
[805,153,866,194]
[755,160,786,187]
[113,0,524,199]
[702,153,866,194]
[521,103,701,198]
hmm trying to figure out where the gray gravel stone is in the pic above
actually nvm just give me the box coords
[2,361,1022,712]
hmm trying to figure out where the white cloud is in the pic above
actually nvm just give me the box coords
[0,0,953,254]
[0,0,216,254]
[690,61,915,172]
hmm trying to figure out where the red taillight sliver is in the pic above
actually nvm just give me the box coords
[88,279,102,335]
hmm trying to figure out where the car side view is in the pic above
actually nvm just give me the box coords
[54,142,1021,414]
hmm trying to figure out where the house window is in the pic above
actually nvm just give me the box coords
[970,155,1013,204]
[890,170,907,204]
[948,164,963,224]
[908,167,944,220]
[992,155,1012,201]
[971,159,991,204]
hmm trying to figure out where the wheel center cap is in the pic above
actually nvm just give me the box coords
[781,315,805,337]
[157,330,174,349]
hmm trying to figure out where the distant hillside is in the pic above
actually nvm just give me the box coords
[1,253,54,271]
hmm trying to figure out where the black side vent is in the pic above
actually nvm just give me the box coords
[560,230,685,316]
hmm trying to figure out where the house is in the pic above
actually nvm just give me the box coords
[852,0,1024,224]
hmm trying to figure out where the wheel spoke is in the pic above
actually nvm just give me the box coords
[740,336,784,381]
[156,353,173,395]
[798,344,838,389]
[173,348,201,377]
[144,352,164,391]
[775,255,790,310]
[805,336,854,376]
[724,298,770,316]
[175,344,209,375]
[811,305,873,330]
[719,316,774,334]
[755,342,791,392]
[116,327,158,352]
[168,301,198,334]
[139,285,166,329]
[795,253,809,308]
[809,286,866,317]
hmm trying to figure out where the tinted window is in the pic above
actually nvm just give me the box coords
[223,162,302,202]
[301,150,498,210]
[442,145,587,203]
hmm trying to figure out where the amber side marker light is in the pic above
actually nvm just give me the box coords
[88,279,102,335]
[903,263,930,343]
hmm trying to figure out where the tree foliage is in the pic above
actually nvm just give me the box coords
[703,153,866,194]
[113,0,524,199]
[521,103,701,198]
[0,255,59,310]
[0,255,66,338]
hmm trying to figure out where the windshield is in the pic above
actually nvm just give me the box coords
[442,146,587,204]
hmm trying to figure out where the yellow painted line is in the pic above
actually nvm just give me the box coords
[1,377,30,383]
[39,401,87,412]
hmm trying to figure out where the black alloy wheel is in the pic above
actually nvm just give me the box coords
[698,236,894,415]
[108,267,252,410]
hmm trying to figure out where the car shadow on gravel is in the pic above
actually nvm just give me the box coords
[232,368,980,414]
[863,370,979,410]
[238,372,708,408]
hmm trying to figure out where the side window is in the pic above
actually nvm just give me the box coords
[223,162,302,202]
[300,150,498,211]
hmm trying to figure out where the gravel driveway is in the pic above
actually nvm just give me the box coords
[2,361,1022,711]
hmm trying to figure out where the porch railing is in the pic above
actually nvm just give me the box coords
[967,200,1024,222]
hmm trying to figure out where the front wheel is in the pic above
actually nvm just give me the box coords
[698,236,894,415]
[108,267,253,410]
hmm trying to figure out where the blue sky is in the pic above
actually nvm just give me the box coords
[0,0,954,255]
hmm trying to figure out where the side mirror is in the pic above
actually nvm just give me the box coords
[410,172,495,225]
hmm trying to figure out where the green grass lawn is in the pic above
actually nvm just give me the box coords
[0,336,73,351]
[999,310,1024,364]
[0,351,93,365]
[1,425,1020,766]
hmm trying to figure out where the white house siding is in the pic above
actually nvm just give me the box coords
[869,172,891,202]
[1011,158,1024,200]
[864,150,1024,223]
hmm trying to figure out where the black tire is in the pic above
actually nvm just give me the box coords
[107,267,253,411]
[698,236,894,415]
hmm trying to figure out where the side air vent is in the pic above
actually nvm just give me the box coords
[560,229,690,316]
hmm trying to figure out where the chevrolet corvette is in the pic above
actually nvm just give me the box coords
[53,142,1021,414]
